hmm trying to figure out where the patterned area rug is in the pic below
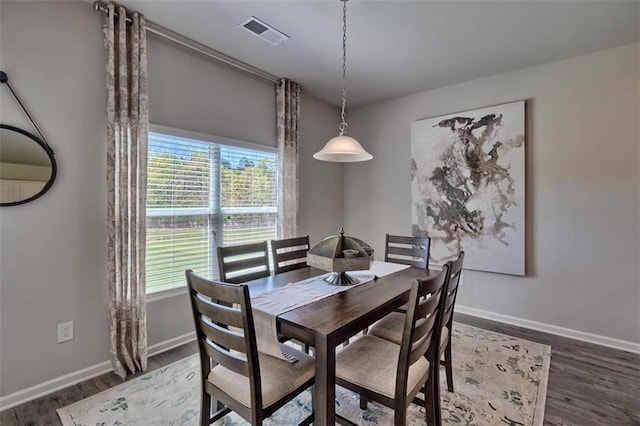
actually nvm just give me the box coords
[57,323,550,426]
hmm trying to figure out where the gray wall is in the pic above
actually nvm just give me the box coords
[345,43,640,344]
[0,1,341,397]
[2,0,636,404]
[0,1,110,398]
[145,36,343,347]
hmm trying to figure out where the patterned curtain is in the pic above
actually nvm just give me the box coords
[103,4,149,379]
[276,79,301,239]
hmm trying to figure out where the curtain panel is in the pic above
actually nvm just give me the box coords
[103,4,149,379]
[276,79,302,239]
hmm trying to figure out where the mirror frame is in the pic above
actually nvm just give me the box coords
[0,124,58,207]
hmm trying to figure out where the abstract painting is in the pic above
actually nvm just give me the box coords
[411,101,525,275]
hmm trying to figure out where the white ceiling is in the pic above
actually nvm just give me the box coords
[121,0,639,108]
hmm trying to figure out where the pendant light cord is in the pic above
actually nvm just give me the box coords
[339,0,348,136]
[313,0,372,162]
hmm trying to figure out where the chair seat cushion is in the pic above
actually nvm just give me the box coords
[369,312,450,351]
[336,334,430,399]
[208,343,314,409]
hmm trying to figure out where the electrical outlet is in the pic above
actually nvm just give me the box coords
[57,321,74,343]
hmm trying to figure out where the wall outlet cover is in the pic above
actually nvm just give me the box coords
[57,321,74,343]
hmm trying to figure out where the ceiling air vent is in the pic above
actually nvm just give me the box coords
[239,17,289,46]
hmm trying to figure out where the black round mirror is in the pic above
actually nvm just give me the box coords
[0,124,57,206]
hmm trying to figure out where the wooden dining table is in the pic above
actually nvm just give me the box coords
[245,264,436,425]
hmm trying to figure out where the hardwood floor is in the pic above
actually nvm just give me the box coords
[1,314,638,425]
[0,342,199,426]
[455,314,640,426]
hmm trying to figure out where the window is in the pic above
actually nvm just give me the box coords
[146,128,277,294]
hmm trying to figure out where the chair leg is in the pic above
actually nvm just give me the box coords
[444,342,454,393]
[200,393,211,426]
[393,406,407,426]
[424,369,443,426]
[359,395,368,410]
[424,372,436,426]
[433,368,443,426]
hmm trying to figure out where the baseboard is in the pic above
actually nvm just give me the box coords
[0,360,114,413]
[0,331,196,412]
[148,331,196,358]
[456,305,640,354]
[4,309,637,412]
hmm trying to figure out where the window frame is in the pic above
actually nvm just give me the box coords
[146,124,278,300]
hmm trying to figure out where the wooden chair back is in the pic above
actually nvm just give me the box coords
[384,234,431,269]
[396,263,450,407]
[441,251,464,331]
[271,236,310,274]
[217,241,270,284]
[185,270,263,413]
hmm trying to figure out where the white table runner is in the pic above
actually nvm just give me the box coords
[251,261,410,361]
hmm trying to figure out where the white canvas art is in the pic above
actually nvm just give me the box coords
[411,101,525,275]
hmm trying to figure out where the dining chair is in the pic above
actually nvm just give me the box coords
[436,251,464,392]
[368,251,465,394]
[185,270,315,426]
[219,240,310,352]
[382,234,431,321]
[344,234,431,349]
[217,241,270,284]
[335,265,451,426]
[271,235,310,274]
[385,234,431,269]
[269,235,314,353]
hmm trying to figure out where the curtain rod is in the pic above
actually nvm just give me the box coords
[92,1,279,84]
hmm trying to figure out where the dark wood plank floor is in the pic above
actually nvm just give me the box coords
[456,314,640,426]
[1,314,638,425]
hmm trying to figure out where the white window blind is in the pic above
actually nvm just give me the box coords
[146,131,277,294]
[220,145,277,246]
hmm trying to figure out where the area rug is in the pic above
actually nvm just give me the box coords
[57,323,551,426]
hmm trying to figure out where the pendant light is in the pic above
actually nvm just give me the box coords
[314,0,372,163]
